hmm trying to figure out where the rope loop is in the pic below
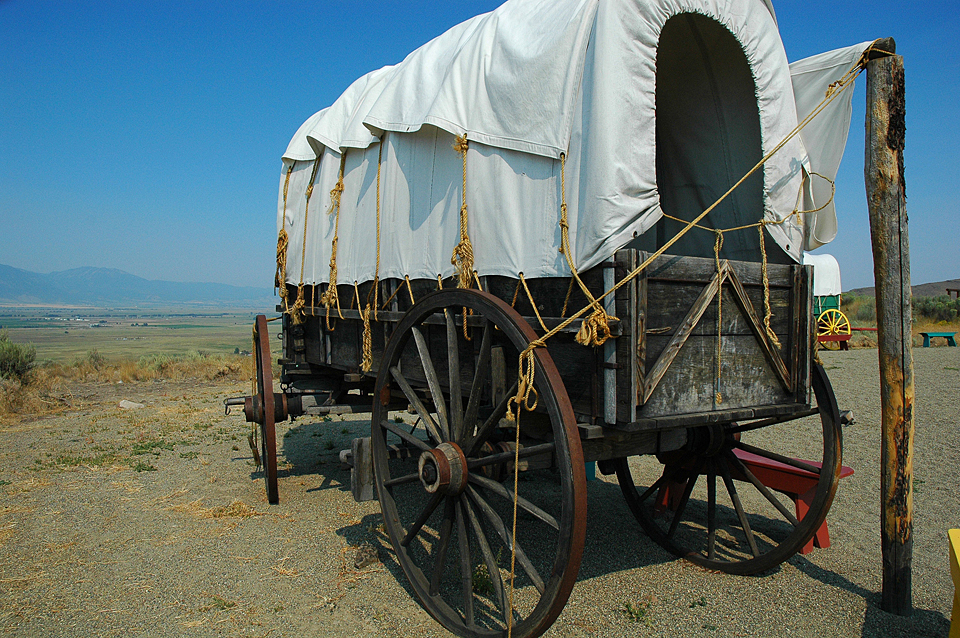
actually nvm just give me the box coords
[506,342,542,422]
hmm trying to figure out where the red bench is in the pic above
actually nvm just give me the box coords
[817,333,851,350]
[655,449,853,555]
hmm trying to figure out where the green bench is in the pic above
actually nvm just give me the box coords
[920,332,957,347]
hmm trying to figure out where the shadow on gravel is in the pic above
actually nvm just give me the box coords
[789,555,950,637]
[243,417,369,490]
[575,479,677,580]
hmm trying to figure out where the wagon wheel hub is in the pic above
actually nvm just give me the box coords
[418,442,468,495]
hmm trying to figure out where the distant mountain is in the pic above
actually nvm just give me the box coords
[847,278,960,299]
[0,264,275,308]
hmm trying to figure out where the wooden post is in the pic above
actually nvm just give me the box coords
[864,41,915,616]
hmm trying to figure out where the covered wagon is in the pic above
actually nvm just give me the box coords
[227,1,888,635]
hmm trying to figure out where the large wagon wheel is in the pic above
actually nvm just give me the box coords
[251,315,279,504]
[371,289,587,638]
[614,364,841,574]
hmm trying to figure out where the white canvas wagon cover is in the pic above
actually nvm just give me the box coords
[278,0,872,288]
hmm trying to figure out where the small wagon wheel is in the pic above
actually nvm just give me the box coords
[372,289,587,638]
[251,315,279,504]
[817,309,851,350]
[614,364,841,574]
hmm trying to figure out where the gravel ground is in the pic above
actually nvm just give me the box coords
[0,346,957,637]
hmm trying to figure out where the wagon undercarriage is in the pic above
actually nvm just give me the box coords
[229,249,842,637]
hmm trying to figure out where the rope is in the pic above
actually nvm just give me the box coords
[405,275,416,305]
[354,283,373,373]
[505,47,868,428]
[561,277,576,317]
[372,141,383,320]
[505,49,876,632]
[472,271,483,291]
[758,222,782,348]
[557,153,618,347]
[507,403,523,636]
[519,273,549,332]
[380,280,403,311]
[276,163,295,311]
[320,154,347,329]
[714,231,725,405]
[451,135,475,289]
[290,156,322,324]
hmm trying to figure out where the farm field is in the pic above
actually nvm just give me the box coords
[0,309,265,363]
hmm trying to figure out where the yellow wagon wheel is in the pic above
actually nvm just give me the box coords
[817,309,851,350]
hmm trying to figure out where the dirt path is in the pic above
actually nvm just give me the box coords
[0,347,957,637]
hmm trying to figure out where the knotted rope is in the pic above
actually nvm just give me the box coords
[320,153,347,329]
[557,153,617,347]
[451,135,475,290]
[355,283,374,373]
[276,163,295,310]
[290,156,322,324]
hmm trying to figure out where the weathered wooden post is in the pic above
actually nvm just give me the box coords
[864,39,915,616]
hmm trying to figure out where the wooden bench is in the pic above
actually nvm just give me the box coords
[920,332,957,347]
[655,449,854,555]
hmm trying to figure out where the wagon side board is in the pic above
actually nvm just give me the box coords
[274,249,814,461]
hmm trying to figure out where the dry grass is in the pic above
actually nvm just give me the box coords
[168,499,262,520]
[0,353,250,422]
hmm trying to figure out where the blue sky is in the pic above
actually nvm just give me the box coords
[0,0,956,291]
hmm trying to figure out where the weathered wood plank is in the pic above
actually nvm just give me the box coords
[724,264,791,391]
[643,268,723,403]
[866,48,915,616]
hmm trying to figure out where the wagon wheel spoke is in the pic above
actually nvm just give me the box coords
[725,449,800,526]
[462,321,493,445]
[463,496,509,620]
[635,453,693,505]
[468,473,559,531]
[466,442,555,471]
[726,409,819,434]
[401,491,444,547]
[455,500,474,628]
[616,363,841,574]
[718,459,759,558]
[467,486,545,593]
[379,419,430,452]
[667,459,702,540]
[464,379,518,457]
[444,310,464,442]
[429,498,456,597]
[412,326,450,441]
[706,463,717,560]
[389,366,443,444]
[734,441,821,475]
[371,289,585,637]
[383,472,420,487]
